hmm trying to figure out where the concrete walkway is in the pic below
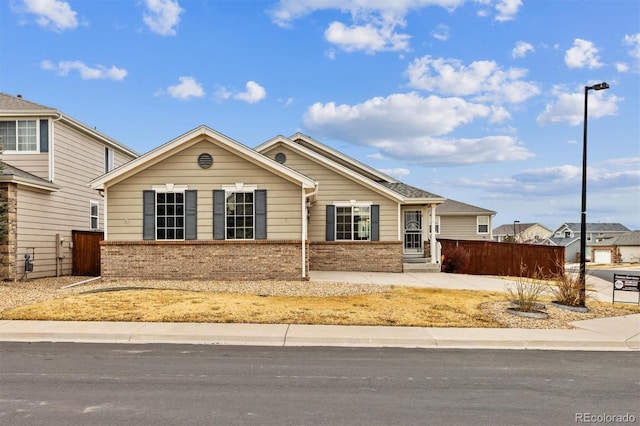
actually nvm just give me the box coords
[0,271,638,351]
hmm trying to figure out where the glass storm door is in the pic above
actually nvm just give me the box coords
[403,211,423,254]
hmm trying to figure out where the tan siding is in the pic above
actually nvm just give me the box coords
[106,140,303,240]
[263,144,399,242]
[10,120,136,278]
[0,153,49,180]
[16,188,73,278]
[439,215,493,241]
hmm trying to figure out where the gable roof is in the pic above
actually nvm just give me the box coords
[90,126,317,191]
[256,134,445,204]
[493,222,552,235]
[0,93,138,158]
[436,198,496,215]
[554,223,631,233]
[0,161,61,191]
[612,231,640,246]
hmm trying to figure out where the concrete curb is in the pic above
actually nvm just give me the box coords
[0,320,637,351]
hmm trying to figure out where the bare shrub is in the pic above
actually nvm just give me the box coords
[506,264,547,313]
[441,246,470,273]
[549,263,594,307]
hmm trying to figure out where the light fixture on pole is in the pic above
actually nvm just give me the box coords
[513,220,520,242]
[579,82,609,307]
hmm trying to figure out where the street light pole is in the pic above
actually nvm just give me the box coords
[579,82,609,307]
[513,220,520,242]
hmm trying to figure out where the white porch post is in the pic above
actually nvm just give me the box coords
[430,203,437,263]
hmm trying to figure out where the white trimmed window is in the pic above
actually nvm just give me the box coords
[90,201,99,230]
[477,216,490,234]
[429,215,440,234]
[0,120,37,152]
[156,191,185,240]
[335,204,371,241]
[226,191,255,240]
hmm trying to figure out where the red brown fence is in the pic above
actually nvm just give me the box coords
[439,238,564,278]
[72,230,104,276]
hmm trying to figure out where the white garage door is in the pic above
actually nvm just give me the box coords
[593,250,612,264]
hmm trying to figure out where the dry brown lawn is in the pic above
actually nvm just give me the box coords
[1,277,638,328]
[1,287,508,327]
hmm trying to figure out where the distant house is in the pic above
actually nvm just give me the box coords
[611,231,640,263]
[493,222,553,243]
[430,199,496,241]
[0,93,138,280]
[544,223,631,264]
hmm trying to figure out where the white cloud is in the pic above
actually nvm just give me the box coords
[233,81,267,104]
[165,76,205,100]
[620,33,640,73]
[324,21,410,53]
[303,92,533,165]
[616,62,630,73]
[305,92,490,138]
[269,1,499,54]
[17,0,78,32]
[379,168,410,178]
[40,60,127,80]
[431,23,450,41]
[564,38,604,69]
[512,164,639,194]
[143,0,183,36]
[512,41,534,58]
[405,55,539,104]
[623,33,640,59]
[536,86,621,126]
[495,0,522,22]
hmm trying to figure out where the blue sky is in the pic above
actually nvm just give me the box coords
[2,0,639,231]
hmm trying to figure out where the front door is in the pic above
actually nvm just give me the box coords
[403,211,423,255]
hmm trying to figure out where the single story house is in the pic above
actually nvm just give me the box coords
[91,126,450,281]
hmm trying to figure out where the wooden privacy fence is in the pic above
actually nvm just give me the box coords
[439,238,564,278]
[72,230,104,276]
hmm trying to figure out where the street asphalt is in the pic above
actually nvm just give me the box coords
[0,269,638,351]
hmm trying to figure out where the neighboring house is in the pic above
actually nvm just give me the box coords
[91,127,448,281]
[544,223,631,263]
[0,93,138,280]
[611,231,640,263]
[493,222,553,243]
[428,199,496,241]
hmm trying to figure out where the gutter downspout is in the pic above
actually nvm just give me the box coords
[302,183,319,279]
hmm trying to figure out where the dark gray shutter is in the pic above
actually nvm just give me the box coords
[143,190,155,240]
[39,119,49,152]
[370,204,380,241]
[325,205,335,241]
[185,190,197,240]
[255,189,267,240]
[213,190,225,240]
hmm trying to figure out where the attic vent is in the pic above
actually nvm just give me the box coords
[198,153,213,169]
[275,152,286,164]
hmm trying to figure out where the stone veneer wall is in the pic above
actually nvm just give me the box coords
[0,182,17,281]
[101,240,309,281]
[590,246,622,264]
[310,241,403,272]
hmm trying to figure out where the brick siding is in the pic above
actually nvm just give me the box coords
[310,241,403,272]
[101,240,309,281]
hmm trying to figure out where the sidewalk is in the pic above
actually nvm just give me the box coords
[0,272,638,351]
